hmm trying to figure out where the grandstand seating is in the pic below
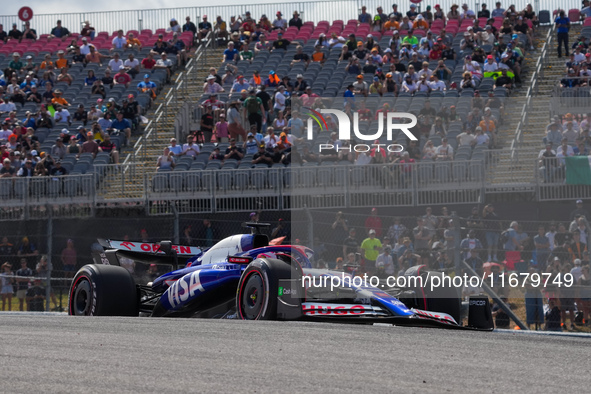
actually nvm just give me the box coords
[0,29,192,199]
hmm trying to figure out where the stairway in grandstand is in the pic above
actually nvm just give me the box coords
[97,46,225,201]
[486,23,583,189]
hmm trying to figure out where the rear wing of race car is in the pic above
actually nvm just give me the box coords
[98,239,201,256]
[94,239,202,270]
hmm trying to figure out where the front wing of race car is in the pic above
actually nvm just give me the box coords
[274,279,494,331]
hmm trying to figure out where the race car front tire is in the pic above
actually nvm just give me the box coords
[236,258,293,320]
[69,264,139,316]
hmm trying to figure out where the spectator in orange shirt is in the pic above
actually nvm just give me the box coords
[57,67,74,85]
[51,89,70,107]
[126,33,142,50]
[39,54,54,70]
[412,14,429,30]
[311,45,326,64]
[384,15,400,31]
[55,50,69,69]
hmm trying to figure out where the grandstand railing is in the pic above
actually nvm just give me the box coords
[550,80,591,118]
[510,24,555,163]
[0,174,95,219]
[0,1,565,37]
[143,159,486,214]
[535,156,591,201]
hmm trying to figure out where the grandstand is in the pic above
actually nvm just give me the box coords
[0,3,590,219]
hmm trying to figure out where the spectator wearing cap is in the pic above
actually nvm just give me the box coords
[50,20,70,40]
[224,138,244,161]
[137,74,157,99]
[49,158,68,176]
[113,66,132,88]
[8,52,24,75]
[432,4,445,21]
[353,74,369,96]
[79,36,94,56]
[447,4,461,20]
[406,4,419,20]
[168,138,182,160]
[79,20,95,40]
[243,133,258,154]
[202,83,226,108]
[272,31,293,51]
[252,143,272,166]
[86,45,108,66]
[413,14,429,30]
[108,52,123,72]
[154,52,173,80]
[361,229,382,273]
[273,11,287,30]
[571,200,589,221]
[289,11,303,29]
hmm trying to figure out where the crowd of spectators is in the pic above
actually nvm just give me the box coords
[310,201,591,330]
[0,17,195,176]
[188,3,543,171]
[539,113,591,182]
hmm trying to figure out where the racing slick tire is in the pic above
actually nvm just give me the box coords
[69,264,139,316]
[236,258,293,320]
[405,265,462,323]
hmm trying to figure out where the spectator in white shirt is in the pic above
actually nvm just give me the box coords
[111,30,127,50]
[435,138,454,160]
[402,75,418,93]
[483,55,498,73]
[429,74,446,91]
[182,135,200,157]
[273,86,286,114]
[108,53,123,72]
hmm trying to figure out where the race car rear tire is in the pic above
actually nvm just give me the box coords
[236,258,292,320]
[69,264,138,316]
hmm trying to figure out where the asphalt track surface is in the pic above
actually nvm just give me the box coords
[1,316,590,393]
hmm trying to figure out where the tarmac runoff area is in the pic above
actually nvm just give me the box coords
[0,314,590,393]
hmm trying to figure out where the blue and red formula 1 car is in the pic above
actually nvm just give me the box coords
[68,223,493,330]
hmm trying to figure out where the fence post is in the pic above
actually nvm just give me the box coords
[304,205,314,248]
[172,204,180,244]
[46,214,53,312]
[451,211,461,273]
